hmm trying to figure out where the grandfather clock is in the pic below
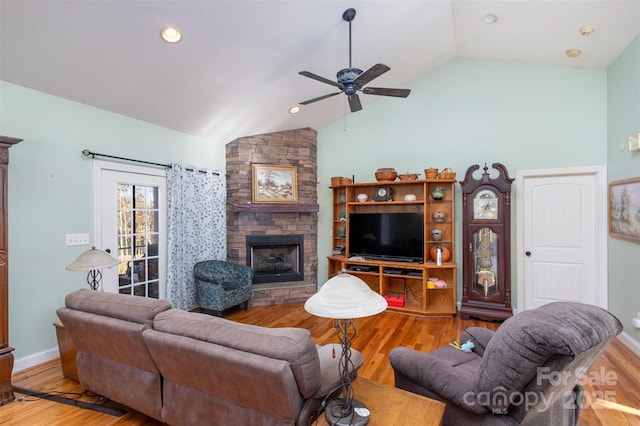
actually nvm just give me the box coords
[460,163,513,321]
[0,136,21,404]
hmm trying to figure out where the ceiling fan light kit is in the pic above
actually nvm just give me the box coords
[298,8,410,113]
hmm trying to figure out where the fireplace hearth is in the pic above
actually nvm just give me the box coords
[246,235,304,284]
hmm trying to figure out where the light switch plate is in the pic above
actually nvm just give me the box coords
[65,233,90,246]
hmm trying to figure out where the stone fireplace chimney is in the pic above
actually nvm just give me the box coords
[226,128,318,306]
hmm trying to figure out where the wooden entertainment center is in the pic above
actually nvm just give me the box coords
[328,178,457,316]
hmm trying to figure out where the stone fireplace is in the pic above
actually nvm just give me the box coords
[226,128,318,306]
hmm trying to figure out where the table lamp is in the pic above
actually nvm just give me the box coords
[304,270,387,426]
[66,246,120,290]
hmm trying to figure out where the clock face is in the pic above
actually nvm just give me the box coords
[473,189,499,220]
[377,187,387,197]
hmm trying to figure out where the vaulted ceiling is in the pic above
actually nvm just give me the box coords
[1,1,639,145]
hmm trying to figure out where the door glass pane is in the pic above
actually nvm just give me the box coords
[116,184,160,298]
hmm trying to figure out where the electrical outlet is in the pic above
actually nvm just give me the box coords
[65,233,90,246]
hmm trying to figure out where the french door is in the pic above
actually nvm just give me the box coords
[93,161,167,299]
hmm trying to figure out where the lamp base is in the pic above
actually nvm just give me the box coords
[325,398,370,426]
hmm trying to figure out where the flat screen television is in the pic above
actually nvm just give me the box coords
[348,212,424,263]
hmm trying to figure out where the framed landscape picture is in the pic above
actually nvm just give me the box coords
[252,164,298,203]
[609,177,640,243]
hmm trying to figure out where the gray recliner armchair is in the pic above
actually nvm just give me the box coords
[389,302,622,425]
[194,260,253,317]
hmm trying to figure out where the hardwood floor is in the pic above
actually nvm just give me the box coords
[3,303,639,425]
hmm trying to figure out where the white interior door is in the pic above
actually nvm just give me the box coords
[93,161,167,298]
[516,166,607,311]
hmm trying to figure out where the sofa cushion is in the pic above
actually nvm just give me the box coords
[64,289,171,326]
[153,309,321,398]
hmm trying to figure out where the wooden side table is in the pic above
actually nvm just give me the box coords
[53,322,78,382]
[317,378,445,425]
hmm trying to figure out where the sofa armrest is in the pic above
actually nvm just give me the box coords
[460,327,495,357]
[313,343,363,398]
[389,346,489,415]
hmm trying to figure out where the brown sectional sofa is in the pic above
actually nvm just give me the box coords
[57,289,361,425]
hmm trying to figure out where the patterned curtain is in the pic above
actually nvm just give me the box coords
[166,164,226,310]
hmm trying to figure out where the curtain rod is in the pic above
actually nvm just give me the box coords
[81,150,220,175]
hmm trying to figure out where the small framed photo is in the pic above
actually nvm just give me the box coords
[252,164,298,203]
[609,177,640,243]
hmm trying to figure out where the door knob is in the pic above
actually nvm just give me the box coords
[525,251,531,256]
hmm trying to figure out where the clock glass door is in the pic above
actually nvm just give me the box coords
[472,227,499,298]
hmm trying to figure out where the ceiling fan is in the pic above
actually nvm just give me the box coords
[298,8,410,113]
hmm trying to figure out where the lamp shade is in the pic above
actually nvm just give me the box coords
[304,271,387,319]
[65,247,120,271]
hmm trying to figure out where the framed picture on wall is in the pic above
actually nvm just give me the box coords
[609,177,640,243]
[252,164,298,203]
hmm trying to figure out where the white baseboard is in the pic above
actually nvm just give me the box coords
[13,347,59,373]
[618,331,640,357]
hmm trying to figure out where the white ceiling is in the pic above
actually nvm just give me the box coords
[1,1,639,145]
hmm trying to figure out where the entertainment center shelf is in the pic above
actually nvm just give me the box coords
[329,178,457,316]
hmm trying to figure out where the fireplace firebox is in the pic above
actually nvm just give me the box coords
[246,235,304,284]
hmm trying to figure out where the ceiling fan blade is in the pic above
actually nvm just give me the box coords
[348,94,362,112]
[299,71,343,89]
[353,63,390,87]
[362,87,411,98]
[299,91,342,105]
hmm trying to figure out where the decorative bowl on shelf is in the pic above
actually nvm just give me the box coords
[357,193,368,202]
[432,210,446,222]
[431,187,445,200]
[404,194,417,201]
[374,168,398,182]
[398,173,419,181]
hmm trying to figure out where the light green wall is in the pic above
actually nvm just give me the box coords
[1,81,225,360]
[606,35,640,347]
[317,58,607,305]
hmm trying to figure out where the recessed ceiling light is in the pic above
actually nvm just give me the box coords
[289,106,300,114]
[566,49,581,58]
[161,26,182,43]
[482,14,498,24]
[580,26,595,36]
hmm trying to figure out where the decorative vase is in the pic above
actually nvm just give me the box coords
[431,229,443,241]
[431,187,445,200]
[429,246,451,263]
[432,210,446,222]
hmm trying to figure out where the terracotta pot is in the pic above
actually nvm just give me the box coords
[374,168,397,182]
[429,246,451,263]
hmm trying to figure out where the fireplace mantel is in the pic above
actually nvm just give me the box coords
[232,203,319,213]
